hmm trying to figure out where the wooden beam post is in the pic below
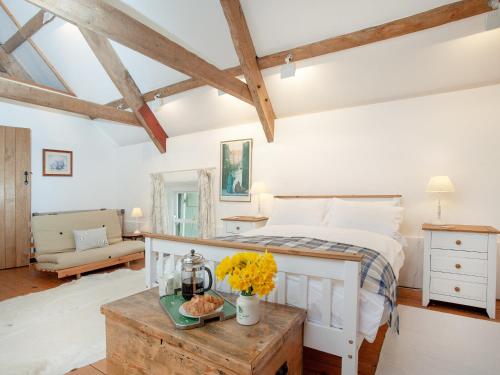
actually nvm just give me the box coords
[0,76,141,126]
[0,47,32,81]
[27,0,253,105]
[2,10,54,54]
[107,0,495,110]
[220,0,275,142]
[0,0,75,95]
[80,28,167,153]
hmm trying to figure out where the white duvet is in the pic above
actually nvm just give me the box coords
[241,225,405,342]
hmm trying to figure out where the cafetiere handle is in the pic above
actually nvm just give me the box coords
[204,267,213,292]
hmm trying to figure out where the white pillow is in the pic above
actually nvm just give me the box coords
[322,198,400,226]
[323,199,404,239]
[267,198,328,226]
[73,227,109,251]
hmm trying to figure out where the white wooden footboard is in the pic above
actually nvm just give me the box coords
[144,234,363,375]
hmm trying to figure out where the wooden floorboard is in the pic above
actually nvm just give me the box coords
[1,263,498,375]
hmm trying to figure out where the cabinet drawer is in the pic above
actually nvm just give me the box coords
[431,255,488,277]
[431,231,488,252]
[225,221,253,234]
[430,274,486,301]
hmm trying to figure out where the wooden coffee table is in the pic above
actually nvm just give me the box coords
[101,288,307,375]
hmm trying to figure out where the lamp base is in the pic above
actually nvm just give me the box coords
[133,229,141,235]
[431,219,444,225]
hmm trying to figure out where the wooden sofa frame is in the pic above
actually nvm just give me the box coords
[32,208,144,279]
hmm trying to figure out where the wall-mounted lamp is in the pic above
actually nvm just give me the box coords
[280,53,296,79]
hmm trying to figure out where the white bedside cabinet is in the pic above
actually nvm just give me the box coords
[221,216,268,236]
[422,223,498,319]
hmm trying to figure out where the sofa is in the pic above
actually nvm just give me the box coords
[32,209,144,278]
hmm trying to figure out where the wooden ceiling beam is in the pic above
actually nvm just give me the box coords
[0,76,141,126]
[220,0,275,142]
[107,0,495,110]
[80,28,167,153]
[0,47,32,81]
[2,9,54,54]
[0,0,75,95]
[27,0,253,105]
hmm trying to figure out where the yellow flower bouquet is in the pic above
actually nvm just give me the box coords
[216,251,277,297]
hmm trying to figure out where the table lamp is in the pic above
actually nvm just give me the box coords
[250,182,267,217]
[426,176,455,225]
[131,207,143,234]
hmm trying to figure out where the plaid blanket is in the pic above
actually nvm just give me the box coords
[217,235,399,331]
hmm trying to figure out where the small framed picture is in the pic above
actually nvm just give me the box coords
[43,149,73,177]
[220,139,252,202]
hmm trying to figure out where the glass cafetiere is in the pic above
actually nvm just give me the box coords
[181,249,213,300]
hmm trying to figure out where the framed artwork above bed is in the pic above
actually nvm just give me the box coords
[220,139,252,202]
[43,149,73,177]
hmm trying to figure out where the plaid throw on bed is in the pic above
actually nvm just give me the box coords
[217,235,399,331]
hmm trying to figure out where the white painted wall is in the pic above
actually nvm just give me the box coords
[0,101,120,213]
[113,84,500,292]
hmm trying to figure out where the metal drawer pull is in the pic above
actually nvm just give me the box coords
[454,286,461,292]
[455,239,462,245]
[455,263,462,269]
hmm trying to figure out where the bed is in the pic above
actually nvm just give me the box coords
[143,195,404,375]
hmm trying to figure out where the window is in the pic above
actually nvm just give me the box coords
[173,191,198,237]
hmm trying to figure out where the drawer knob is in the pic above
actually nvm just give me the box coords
[455,239,462,245]
[455,263,462,269]
[454,286,461,293]
[236,226,240,230]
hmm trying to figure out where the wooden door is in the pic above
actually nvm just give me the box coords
[0,126,31,269]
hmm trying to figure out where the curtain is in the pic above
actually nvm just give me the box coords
[151,173,168,234]
[197,169,215,239]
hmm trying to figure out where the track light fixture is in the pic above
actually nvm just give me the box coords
[42,12,55,24]
[280,53,295,79]
[487,0,500,29]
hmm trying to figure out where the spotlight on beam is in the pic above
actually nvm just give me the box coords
[149,93,163,112]
[486,0,500,30]
[43,12,55,24]
[280,53,295,79]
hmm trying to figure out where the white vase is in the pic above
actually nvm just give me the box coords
[236,294,260,325]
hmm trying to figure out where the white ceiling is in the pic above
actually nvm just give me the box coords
[1,0,499,146]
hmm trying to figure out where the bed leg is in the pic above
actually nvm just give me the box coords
[76,273,81,279]
[342,261,360,375]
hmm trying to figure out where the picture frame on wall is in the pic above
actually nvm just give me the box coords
[43,149,73,177]
[220,139,252,202]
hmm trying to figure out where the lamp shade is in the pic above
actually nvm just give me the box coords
[250,181,267,195]
[130,207,143,218]
[426,176,455,193]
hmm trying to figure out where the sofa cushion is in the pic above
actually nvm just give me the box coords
[74,227,109,251]
[32,210,123,254]
[35,240,144,271]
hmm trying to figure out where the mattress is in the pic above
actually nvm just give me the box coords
[239,225,405,342]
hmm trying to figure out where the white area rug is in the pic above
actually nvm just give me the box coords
[376,305,500,375]
[0,268,146,375]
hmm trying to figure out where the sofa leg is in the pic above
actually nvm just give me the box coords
[76,273,81,279]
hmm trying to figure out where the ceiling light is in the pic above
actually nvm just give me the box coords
[486,0,500,30]
[42,12,55,24]
[149,93,163,112]
[280,53,295,79]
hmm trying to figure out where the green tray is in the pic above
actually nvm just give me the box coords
[159,289,236,329]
